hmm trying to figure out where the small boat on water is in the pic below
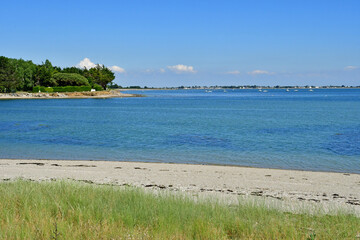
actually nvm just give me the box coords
[263,90,268,93]
[286,89,290,92]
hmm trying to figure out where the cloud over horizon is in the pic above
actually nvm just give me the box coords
[226,70,241,75]
[344,66,359,70]
[248,70,274,75]
[167,64,196,73]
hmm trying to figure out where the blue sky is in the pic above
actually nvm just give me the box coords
[1,0,359,87]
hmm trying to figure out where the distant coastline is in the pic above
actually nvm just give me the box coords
[2,86,357,99]
[114,85,360,90]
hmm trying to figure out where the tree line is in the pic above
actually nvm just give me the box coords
[0,56,115,93]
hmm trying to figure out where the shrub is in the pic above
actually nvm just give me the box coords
[52,86,92,92]
[93,84,103,91]
[32,86,54,92]
[32,86,46,92]
[33,86,92,92]
[44,87,53,92]
[51,73,90,87]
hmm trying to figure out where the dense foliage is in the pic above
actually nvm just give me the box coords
[51,73,90,86]
[0,56,115,92]
[32,86,92,93]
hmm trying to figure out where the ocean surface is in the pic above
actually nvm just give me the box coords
[0,89,359,173]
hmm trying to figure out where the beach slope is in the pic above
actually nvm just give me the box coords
[1,159,359,214]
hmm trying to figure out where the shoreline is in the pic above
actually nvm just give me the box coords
[2,157,358,175]
[118,87,360,90]
[1,158,359,215]
[0,90,143,100]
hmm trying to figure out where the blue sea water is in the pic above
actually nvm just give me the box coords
[0,89,359,173]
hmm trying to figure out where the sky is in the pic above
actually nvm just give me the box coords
[0,0,359,87]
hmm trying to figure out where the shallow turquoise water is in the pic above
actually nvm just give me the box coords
[0,89,359,173]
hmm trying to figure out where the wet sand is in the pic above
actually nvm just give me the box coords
[1,159,359,215]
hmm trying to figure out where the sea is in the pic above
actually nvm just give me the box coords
[0,88,359,173]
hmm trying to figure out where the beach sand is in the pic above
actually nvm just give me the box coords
[1,159,359,215]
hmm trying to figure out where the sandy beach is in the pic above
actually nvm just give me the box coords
[1,159,359,215]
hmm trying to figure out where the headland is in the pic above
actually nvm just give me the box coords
[0,90,141,99]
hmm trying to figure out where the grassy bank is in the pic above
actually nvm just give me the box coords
[0,180,358,239]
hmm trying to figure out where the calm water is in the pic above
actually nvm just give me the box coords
[1,89,359,173]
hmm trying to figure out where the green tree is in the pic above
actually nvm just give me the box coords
[0,56,22,92]
[109,82,121,89]
[51,73,90,86]
[33,59,56,87]
[62,67,84,75]
[88,64,115,90]
[0,56,118,92]
[14,59,37,91]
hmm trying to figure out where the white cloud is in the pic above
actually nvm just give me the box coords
[76,57,96,69]
[159,68,166,73]
[109,65,126,73]
[344,66,358,70]
[226,70,241,75]
[76,58,125,73]
[248,70,274,75]
[167,64,196,73]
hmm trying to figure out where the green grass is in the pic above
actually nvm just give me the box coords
[0,180,359,239]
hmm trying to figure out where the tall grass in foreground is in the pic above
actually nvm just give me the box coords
[0,180,359,239]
